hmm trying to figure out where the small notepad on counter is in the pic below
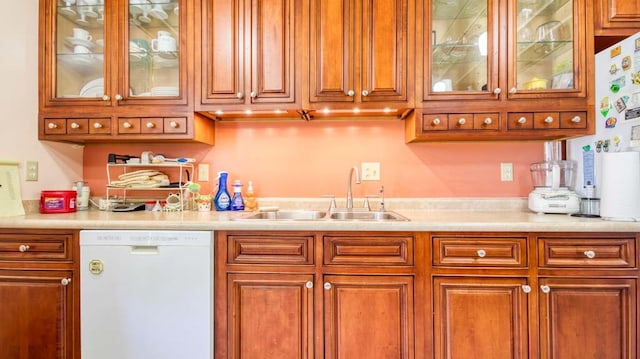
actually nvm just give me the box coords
[0,162,25,217]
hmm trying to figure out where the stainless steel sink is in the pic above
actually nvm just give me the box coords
[237,210,328,220]
[329,210,409,221]
[234,209,409,222]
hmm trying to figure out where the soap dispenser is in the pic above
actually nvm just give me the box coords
[231,180,245,211]
[214,171,231,211]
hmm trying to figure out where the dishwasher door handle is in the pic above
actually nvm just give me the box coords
[130,245,159,254]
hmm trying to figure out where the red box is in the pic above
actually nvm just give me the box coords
[40,190,77,213]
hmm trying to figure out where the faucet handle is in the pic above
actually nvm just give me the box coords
[363,195,378,211]
[321,195,337,210]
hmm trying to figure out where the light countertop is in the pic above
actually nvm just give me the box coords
[1,198,638,232]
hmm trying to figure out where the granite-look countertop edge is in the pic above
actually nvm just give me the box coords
[1,198,637,232]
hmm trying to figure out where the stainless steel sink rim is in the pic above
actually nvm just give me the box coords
[234,209,409,222]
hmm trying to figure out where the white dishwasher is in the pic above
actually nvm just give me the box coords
[80,230,213,359]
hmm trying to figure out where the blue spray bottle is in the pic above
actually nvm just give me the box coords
[214,171,231,211]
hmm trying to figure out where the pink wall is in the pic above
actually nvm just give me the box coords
[83,120,545,198]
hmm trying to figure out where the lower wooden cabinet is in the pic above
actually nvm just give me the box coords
[323,275,414,359]
[227,273,314,359]
[538,278,637,359]
[217,231,419,359]
[432,277,529,359]
[0,229,78,359]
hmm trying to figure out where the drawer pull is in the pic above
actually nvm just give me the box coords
[19,245,30,252]
[432,118,441,126]
[146,122,155,129]
[544,116,554,124]
[571,115,581,123]
[169,121,178,128]
[61,278,71,286]
[483,117,492,125]
[70,122,80,129]
[305,281,313,289]
[540,285,551,293]
[47,122,58,129]
[584,250,596,259]
[457,118,466,125]
[476,249,486,257]
[323,282,331,290]
[517,116,527,124]
[123,121,132,129]
[93,122,103,129]
[521,285,531,293]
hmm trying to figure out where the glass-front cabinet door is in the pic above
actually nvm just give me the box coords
[511,0,580,98]
[46,0,184,107]
[428,0,499,100]
[52,0,107,104]
[426,0,584,101]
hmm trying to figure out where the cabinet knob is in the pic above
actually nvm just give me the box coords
[305,281,313,289]
[584,250,596,259]
[509,87,517,94]
[102,95,110,101]
[169,121,178,128]
[540,285,551,293]
[493,88,502,95]
[521,285,532,293]
[123,122,132,129]
[346,90,355,97]
[61,278,72,286]
[70,122,80,129]
[93,122,103,129]
[323,282,332,290]
[19,244,30,252]
[544,116,554,124]
[517,116,527,124]
[457,118,466,125]
[483,117,492,125]
[47,122,58,129]
[361,90,369,97]
[571,115,582,123]
[146,122,155,129]
[476,249,486,257]
[250,91,257,98]
[236,92,244,99]
[432,118,441,126]
[115,94,123,101]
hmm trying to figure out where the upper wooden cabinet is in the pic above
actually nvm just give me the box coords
[196,0,302,120]
[304,0,414,119]
[38,0,215,144]
[595,0,640,36]
[407,0,594,141]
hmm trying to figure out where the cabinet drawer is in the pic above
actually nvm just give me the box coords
[323,234,414,266]
[140,117,164,134]
[473,113,500,130]
[164,117,187,134]
[118,118,141,134]
[89,118,111,134]
[67,118,89,134]
[507,113,534,129]
[559,111,587,129]
[227,234,314,265]
[448,114,474,130]
[533,112,560,129]
[422,114,449,131]
[538,237,636,268]
[0,233,73,262]
[433,236,527,267]
[43,119,67,134]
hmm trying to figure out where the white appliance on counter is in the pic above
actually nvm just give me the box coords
[567,31,640,220]
[80,230,213,359]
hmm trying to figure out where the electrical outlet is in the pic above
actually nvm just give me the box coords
[500,162,513,182]
[25,161,38,181]
[197,163,210,182]
[362,162,381,181]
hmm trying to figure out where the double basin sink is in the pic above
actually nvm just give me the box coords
[235,209,409,222]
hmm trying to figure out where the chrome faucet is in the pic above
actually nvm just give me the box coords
[346,166,361,209]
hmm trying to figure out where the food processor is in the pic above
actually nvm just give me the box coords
[528,141,580,214]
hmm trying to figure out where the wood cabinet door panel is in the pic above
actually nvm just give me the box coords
[309,0,354,103]
[227,234,314,265]
[228,273,314,359]
[323,234,414,266]
[0,270,74,359]
[539,278,637,359]
[596,0,640,32]
[360,0,409,102]
[323,275,414,359]
[433,277,529,359]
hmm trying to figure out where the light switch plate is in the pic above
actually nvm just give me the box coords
[197,164,209,182]
[362,162,381,181]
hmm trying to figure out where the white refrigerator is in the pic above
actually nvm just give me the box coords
[567,32,640,208]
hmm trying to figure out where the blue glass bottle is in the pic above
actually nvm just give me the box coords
[231,180,245,211]
[214,171,231,211]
